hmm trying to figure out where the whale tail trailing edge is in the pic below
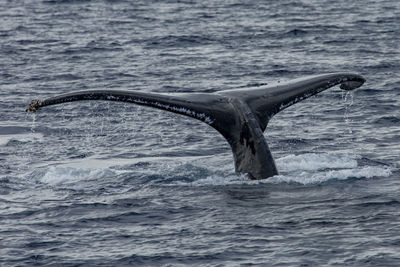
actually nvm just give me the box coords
[27,73,365,179]
[219,73,366,131]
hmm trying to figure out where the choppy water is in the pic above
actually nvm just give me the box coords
[1,0,400,266]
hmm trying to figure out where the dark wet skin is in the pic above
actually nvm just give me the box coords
[27,73,365,179]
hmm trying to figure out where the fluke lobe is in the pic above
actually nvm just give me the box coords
[27,73,365,179]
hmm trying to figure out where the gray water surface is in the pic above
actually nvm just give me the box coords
[1,0,399,266]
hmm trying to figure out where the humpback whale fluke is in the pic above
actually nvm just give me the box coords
[27,73,365,179]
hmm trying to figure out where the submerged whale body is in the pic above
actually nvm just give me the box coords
[27,73,365,179]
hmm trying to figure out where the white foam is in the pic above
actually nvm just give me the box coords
[36,166,115,185]
[182,153,393,186]
[270,153,392,184]
[177,173,248,186]
[0,135,13,146]
[267,166,392,185]
[0,133,44,146]
[276,153,358,172]
[27,153,393,187]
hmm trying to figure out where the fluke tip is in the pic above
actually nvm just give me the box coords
[26,100,42,112]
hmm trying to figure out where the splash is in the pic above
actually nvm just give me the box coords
[0,133,44,146]
[186,153,392,186]
[275,153,358,172]
[268,166,392,185]
[25,153,393,187]
[29,166,116,186]
[342,91,354,134]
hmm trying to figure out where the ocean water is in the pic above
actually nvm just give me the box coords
[1,0,400,266]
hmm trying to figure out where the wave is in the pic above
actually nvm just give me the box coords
[268,166,392,185]
[27,153,393,188]
[185,153,392,186]
[0,133,44,146]
[276,153,358,172]
[28,166,117,186]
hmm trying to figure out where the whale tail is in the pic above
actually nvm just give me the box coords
[27,73,365,179]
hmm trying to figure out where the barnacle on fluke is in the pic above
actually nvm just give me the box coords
[26,100,42,112]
